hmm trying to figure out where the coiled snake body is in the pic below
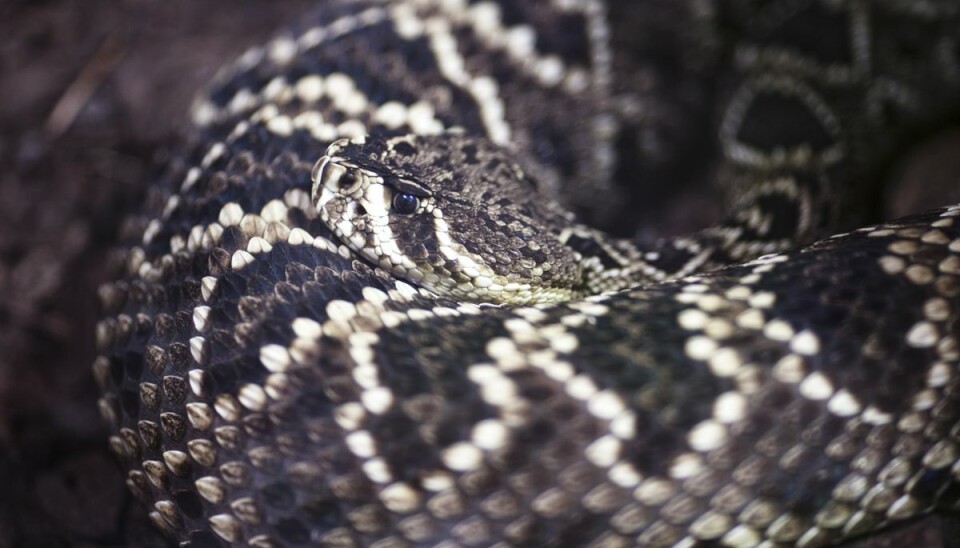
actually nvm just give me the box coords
[94,1,960,546]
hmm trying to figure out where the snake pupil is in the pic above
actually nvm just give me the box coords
[392,193,419,214]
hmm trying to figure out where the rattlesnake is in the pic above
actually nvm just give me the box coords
[94,0,960,546]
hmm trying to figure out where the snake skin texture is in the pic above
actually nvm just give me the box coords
[94,0,960,546]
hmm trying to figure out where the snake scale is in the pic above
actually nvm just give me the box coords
[94,0,960,546]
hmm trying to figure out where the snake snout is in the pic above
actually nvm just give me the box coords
[312,156,367,226]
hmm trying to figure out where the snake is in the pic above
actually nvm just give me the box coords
[93,0,960,546]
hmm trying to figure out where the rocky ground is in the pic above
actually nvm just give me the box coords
[0,1,958,546]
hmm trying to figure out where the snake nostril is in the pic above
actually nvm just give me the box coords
[339,171,357,190]
[356,204,367,216]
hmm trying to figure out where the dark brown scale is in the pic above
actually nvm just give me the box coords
[163,375,189,405]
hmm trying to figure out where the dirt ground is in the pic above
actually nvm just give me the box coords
[0,1,958,546]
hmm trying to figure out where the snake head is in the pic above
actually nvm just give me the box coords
[312,132,585,304]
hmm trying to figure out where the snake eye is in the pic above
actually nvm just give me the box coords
[392,193,419,214]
